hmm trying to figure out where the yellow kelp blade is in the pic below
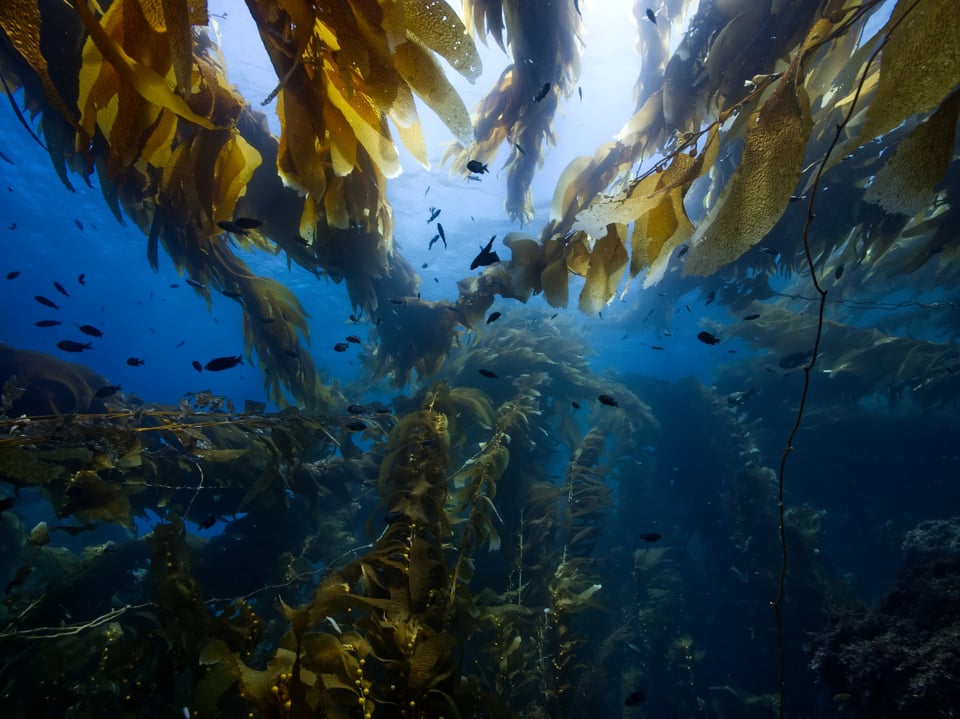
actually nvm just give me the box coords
[685,75,813,277]
[394,38,473,146]
[74,0,217,130]
[213,133,263,222]
[864,89,960,217]
[403,0,482,81]
[579,225,628,315]
[858,0,960,144]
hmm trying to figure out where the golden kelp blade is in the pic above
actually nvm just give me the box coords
[685,75,813,277]
[858,0,960,144]
[864,89,960,217]
[579,225,628,315]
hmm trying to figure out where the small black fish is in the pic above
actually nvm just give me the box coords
[677,245,689,257]
[346,335,361,344]
[74,219,84,231]
[35,295,59,310]
[515,143,525,155]
[534,82,550,103]
[743,313,760,321]
[233,217,262,229]
[471,235,500,270]
[645,8,656,24]
[6,270,20,280]
[34,320,61,327]
[434,277,439,283]
[347,404,365,415]
[76,324,103,338]
[291,235,310,246]
[778,350,812,370]
[78,273,86,285]
[384,510,406,524]
[95,384,122,398]
[185,278,206,290]
[598,394,619,407]
[487,311,501,324]
[346,421,367,431]
[216,220,248,235]
[571,401,581,410]
[126,357,145,366]
[478,369,498,379]
[625,689,647,706]
[437,223,447,248]
[191,360,202,373]
[429,234,441,250]
[640,533,661,542]
[57,340,92,352]
[334,342,349,352]
[8,223,16,230]
[221,289,242,298]
[834,264,845,280]
[198,514,217,530]
[467,159,488,174]
[705,290,716,305]
[427,207,441,223]
[205,355,243,371]
[651,345,665,350]
[578,86,582,102]
[697,331,721,345]
[170,283,180,288]
[175,340,185,347]
[422,262,428,268]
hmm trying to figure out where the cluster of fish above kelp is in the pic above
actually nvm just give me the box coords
[0,0,956,407]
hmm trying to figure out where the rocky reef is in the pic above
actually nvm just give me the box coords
[812,517,960,717]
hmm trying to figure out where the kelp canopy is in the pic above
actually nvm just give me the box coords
[1,0,959,405]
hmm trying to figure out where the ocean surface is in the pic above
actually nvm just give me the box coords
[1,2,959,718]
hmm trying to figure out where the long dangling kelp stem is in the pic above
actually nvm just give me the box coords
[771,3,924,716]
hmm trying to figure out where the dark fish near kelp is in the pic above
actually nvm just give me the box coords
[478,369,498,379]
[191,360,202,373]
[216,220,248,235]
[35,320,61,327]
[232,217,262,229]
[437,223,447,248]
[76,324,103,338]
[5,270,20,280]
[95,384,122,398]
[334,342,349,352]
[743,313,760,321]
[57,340,92,352]
[645,8,656,24]
[205,355,243,371]
[471,235,500,270]
[346,335,361,344]
[534,82,550,103]
[697,331,721,345]
[126,357,145,366]
[35,295,59,310]
[53,281,69,296]
[467,159,488,174]
[346,421,367,431]
[487,312,501,324]
[598,394,618,407]
[427,207,441,223]
[185,278,206,290]
[347,404,365,415]
[571,401,581,410]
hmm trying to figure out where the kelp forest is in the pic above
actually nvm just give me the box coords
[1,0,960,717]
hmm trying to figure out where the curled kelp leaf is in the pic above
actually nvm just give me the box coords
[684,69,813,276]
[578,225,629,315]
